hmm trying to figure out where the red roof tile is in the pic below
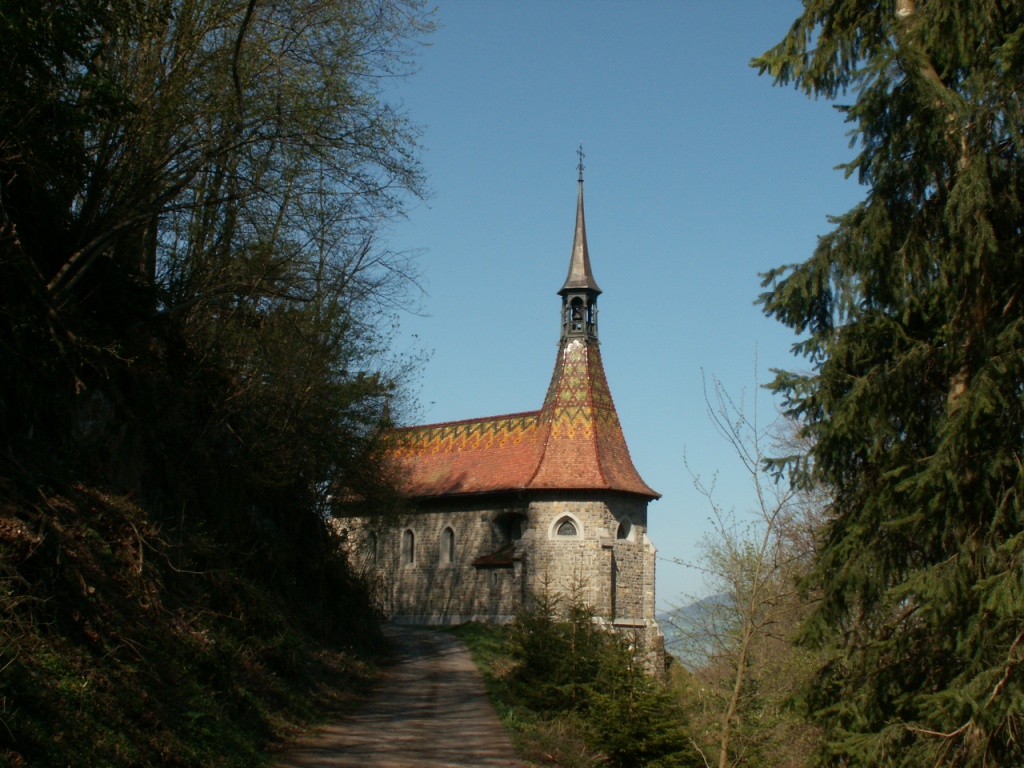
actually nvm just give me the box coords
[389,411,546,497]
[388,337,659,500]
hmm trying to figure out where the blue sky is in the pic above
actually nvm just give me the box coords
[383,1,863,608]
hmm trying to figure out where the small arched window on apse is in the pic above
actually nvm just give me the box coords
[366,530,378,563]
[401,529,415,566]
[616,518,632,541]
[553,514,581,539]
[440,526,456,565]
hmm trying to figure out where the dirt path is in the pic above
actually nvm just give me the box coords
[272,626,526,768]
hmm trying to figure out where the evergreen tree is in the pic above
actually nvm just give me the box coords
[506,585,699,767]
[589,636,700,768]
[506,582,605,713]
[754,3,1024,766]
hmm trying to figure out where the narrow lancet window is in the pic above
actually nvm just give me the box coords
[401,529,415,565]
[440,526,455,564]
[616,519,632,540]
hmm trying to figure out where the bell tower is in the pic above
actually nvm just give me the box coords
[560,146,601,342]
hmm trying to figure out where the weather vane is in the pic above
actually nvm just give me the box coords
[577,143,585,183]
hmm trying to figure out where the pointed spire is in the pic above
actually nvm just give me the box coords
[560,145,601,296]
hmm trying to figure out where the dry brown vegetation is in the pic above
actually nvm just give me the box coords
[0,450,385,767]
[0,430,392,767]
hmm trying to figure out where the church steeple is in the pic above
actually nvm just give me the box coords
[560,146,601,341]
[383,161,658,501]
[529,157,659,499]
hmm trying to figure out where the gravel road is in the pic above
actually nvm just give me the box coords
[273,626,526,768]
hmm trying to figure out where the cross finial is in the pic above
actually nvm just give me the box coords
[576,143,585,183]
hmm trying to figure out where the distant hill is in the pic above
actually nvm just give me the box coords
[658,593,731,666]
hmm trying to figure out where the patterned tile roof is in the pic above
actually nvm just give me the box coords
[388,411,545,497]
[388,337,659,500]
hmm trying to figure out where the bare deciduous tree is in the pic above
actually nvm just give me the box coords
[671,372,827,768]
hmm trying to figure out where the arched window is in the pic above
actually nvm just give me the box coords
[570,297,585,331]
[401,529,415,565]
[440,526,455,565]
[549,514,582,539]
[616,519,632,540]
[367,531,378,563]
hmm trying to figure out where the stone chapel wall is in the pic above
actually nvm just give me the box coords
[338,493,662,670]
[339,501,529,624]
[525,495,650,618]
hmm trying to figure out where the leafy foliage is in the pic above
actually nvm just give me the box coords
[0,0,431,764]
[754,2,1024,766]
[1,0,430,492]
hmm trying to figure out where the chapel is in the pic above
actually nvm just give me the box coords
[346,161,663,661]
